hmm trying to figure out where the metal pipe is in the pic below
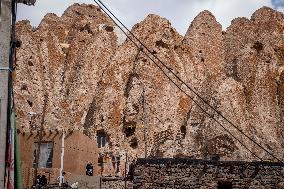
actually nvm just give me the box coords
[124,151,127,189]
[59,130,65,186]
[0,67,12,72]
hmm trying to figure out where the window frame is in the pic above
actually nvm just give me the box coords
[33,141,54,168]
[97,130,107,148]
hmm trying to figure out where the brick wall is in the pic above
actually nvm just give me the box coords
[19,130,98,188]
[133,158,284,189]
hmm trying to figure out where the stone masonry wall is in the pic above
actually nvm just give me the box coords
[133,158,284,189]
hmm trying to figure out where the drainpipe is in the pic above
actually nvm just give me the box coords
[59,130,65,186]
[124,151,128,189]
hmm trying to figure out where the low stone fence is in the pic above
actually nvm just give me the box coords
[133,158,284,189]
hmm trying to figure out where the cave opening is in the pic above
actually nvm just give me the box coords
[130,137,138,149]
[124,125,136,137]
[253,41,263,52]
[123,117,137,137]
[180,125,186,139]
[217,181,232,189]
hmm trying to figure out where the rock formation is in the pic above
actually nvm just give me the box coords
[14,4,284,162]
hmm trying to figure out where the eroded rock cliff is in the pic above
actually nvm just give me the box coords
[14,4,284,162]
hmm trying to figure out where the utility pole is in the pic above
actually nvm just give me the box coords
[0,0,12,187]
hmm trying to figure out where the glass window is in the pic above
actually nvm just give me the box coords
[97,130,107,148]
[33,142,54,168]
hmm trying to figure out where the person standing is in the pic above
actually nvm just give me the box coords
[57,171,66,185]
[86,161,94,176]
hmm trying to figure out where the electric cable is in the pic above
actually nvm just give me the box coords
[96,0,284,163]
[94,0,284,163]
[92,0,269,162]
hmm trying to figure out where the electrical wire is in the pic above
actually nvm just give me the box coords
[94,0,283,162]
[93,0,284,164]
[92,0,280,162]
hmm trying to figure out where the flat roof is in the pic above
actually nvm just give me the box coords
[135,158,284,167]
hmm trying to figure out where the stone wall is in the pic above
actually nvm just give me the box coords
[133,158,284,189]
[101,179,126,189]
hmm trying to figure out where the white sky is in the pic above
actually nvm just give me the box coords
[17,0,284,35]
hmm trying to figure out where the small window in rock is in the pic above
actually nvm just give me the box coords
[27,100,33,107]
[130,137,138,149]
[80,24,92,34]
[21,84,28,91]
[14,39,21,48]
[116,157,120,173]
[97,130,107,148]
[180,125,186,139]
[98,156,104,166]
[75,10,81,15]
[123,120,137,137]
[253,41,263,52]
[105,26,114,32]
[28,61,33,66]
[155,40,169,49]
[155,149,164,157]
[217,181,232,189]
[210,154,220,161]
[111,156,120,173]
[132,104,139,113]
[124,126,136,137]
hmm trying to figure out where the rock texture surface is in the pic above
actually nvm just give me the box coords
[15,4,284,162]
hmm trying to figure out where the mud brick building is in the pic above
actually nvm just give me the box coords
[18,130,99,188]
[133,158,284,189]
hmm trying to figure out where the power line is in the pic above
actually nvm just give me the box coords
[93,0,261,160]
[93,0,283,163]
